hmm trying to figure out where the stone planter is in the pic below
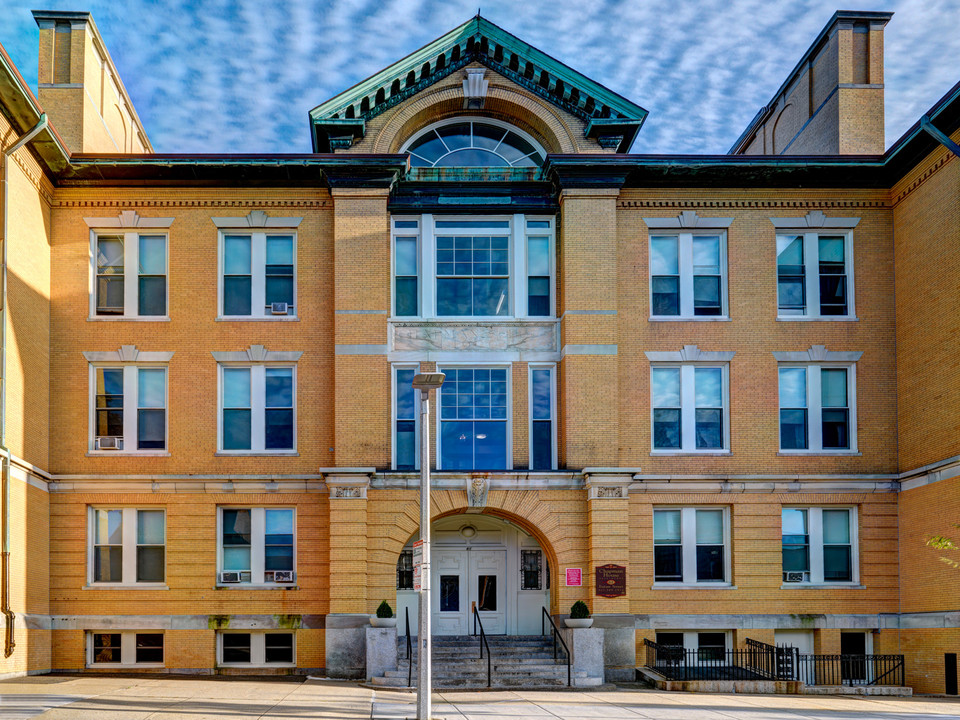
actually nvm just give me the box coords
[370,616,397,628]
[564,618,594,628]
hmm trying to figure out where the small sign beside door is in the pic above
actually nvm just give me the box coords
[565,568,582,587]
[413,540,423,592]
[595,564,626,597]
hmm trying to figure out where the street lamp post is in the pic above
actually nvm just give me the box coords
[411,372,444,720]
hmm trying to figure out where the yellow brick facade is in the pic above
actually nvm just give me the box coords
[0,6,959,694]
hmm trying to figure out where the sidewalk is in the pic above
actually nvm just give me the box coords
[3,675,960,719]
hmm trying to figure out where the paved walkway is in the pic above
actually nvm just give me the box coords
[2,676,960,719]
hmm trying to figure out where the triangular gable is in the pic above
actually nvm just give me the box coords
[309,16,648,153]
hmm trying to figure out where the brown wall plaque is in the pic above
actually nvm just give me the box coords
[595,563,626,598]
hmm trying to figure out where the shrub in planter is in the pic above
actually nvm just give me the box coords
[376,600,394,618]
[570,600,590,619]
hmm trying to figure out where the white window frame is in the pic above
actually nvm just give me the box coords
[773,227,857,321]
[86,630,164,667]
[399,117,547,167]
[527,363,557,470]
[392,362,421,470]
[87,362,170,455]
[216,230,299,320]
[86,507,166,587]
[777,363,858,454]
[217,631,296,667]
[652,506,732,587]
[216,506,297,587]
[781,506,859,586]
[648,363,731,454]
[435,363,513,471]
[86,222,172,322]
[647,231,729,320]
[390,214,556,320]
[216,364,297,454]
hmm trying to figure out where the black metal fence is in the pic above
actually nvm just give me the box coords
[644,638,905,686]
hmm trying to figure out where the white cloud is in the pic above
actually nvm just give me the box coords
[1,0,958,153]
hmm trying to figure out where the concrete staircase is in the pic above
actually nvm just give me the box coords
[369,634,600,689]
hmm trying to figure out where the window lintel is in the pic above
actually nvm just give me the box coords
[645,345,735,363]
[772,345,862,362]
[83,345,174,363]
[212,345,303,363]
[643,211,733,229]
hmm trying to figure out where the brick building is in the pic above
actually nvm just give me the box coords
[0,8,959,693]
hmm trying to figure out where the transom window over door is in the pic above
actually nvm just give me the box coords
[402,118,546,168]
[438,367,508,470]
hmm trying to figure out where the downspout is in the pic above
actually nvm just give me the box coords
[920,115,960,158]
[1,112,47,658]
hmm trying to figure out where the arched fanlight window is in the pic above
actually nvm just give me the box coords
[401,118,545,168]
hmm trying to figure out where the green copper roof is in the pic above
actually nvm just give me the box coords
[309,16,648,153]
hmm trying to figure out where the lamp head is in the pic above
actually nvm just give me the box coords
[412,372,445,391]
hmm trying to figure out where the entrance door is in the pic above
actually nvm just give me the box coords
[840,632,868,684]
[432,548,506,635]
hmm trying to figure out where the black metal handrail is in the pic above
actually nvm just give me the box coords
[404,606,412,687]
[541,607,572,687]
[472,604,492,688]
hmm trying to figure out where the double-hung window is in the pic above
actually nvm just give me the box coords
[391,215,555,318]
[86,354,170,454]
[218,632,295,666]
[213,213,302,319]
[219,365,295,452]
[653,507,729,585]
[778,364,856,452]
[772,215,857,319]
[437,366,509,470]
[649,362,730,452]
[218,507,295,585]
[782,507,857,584]
[88,507,165,585]
[649,233,727,318]
[92,232,168,318]
[88,631,164,666]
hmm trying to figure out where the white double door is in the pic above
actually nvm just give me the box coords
[431,547,506,635]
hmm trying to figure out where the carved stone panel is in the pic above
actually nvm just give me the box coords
[391,321,557,353]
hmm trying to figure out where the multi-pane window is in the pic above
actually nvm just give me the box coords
[778,365,855,452]
[529,365,555,470]
[782,507,856,584]
[391,215,554,319]
[438,367,508,470]
[90,508,165,585]
[219,632,295,666]
[649,233,726,318]
[403,119,546,168]
[397,549,414,590]
[93,233,167,318]
[520,549,543,590]
[92,366,167,452]
[221,233,296,317]
[394,366,418,470]
[219,507,295,585]
[651,365,727,451]
[89,632,164,666]
[437,229,510,316]
[220,366,295,452]
[653,508,728,584]
[776,232,853,318]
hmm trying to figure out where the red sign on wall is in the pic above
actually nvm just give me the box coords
[565,568,582,587]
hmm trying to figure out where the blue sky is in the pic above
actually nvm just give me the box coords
[2,0,958,154]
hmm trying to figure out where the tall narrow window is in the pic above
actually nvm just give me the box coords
[527,234,551,316]
[781,508,810,581]
[439,367,508,470]
[520,549,543,590]
[394,366,417,469]
[695,509,724,582]
[93,508,123,582]
[264,368,293,450]
[96,235,125,314]
[265,236,294,313]
[397,549,414,590]
[223,235,253,316]
[650,237,680,316]
[222,368,252,450]
[653,509,682,582]
[264,508,294,583]
[820,368,849,449]
[96,368,124,446]
[137,368,166,450]
[652,367,681,449]
[822,509,852,581]
[137,235,166,316]
[778,368,808,450]
[694,368,723,449]
[777,235,805,315]
[222,508,252,580]
[692,236,722,316]
[818,236,847,315]
[136,510,165,583]
[394,227,419,316]
[530,365,554,469]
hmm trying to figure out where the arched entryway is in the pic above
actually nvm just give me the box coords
[396,513,550,636]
